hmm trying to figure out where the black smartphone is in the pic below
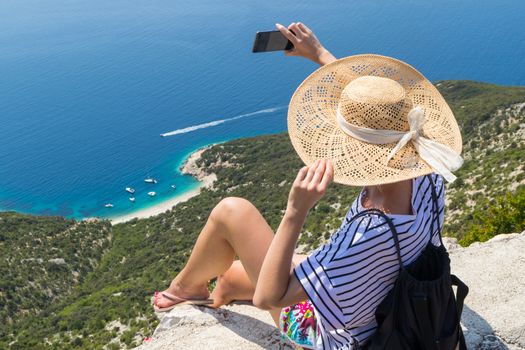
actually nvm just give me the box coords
[252,30,294,53]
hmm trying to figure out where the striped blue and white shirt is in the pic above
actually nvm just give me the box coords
[294,174,445,349]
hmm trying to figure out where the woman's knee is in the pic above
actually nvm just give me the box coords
[210,197,258,224]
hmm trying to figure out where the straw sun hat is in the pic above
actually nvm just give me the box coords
[287,54,463,186]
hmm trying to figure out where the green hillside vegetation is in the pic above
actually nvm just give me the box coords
[1,80,524,349]
[459,186,525,246]
[437,81,525,238]
[0,214,111,342]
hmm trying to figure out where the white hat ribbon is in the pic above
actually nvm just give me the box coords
[336,106,463,182]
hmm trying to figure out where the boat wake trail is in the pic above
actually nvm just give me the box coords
[160,106,286,137]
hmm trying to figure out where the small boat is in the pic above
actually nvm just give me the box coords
[129,197,136,202]
[148,191,156,197]
[144,178,158,184]
[125,187,135,194]
[104,203,114,208]
[171,185,177,189]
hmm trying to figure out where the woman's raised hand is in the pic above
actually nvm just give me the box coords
[275,22,337,66]
[287,159,334,217]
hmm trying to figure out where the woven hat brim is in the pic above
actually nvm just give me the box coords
[287,54,462,186]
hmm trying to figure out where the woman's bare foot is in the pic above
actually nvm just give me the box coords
[210,260,255,308]
[209,275,234,308]
[154,279,210,309]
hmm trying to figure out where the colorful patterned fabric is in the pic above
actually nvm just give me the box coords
[280,299,319,349]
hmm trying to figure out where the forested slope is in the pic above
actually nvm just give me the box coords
[2,81,524,349]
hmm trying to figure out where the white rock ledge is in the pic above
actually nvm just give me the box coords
[137,232,525,349]
[450,231,525,350]
[136,304,293,350]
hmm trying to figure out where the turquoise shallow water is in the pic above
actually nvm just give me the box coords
[0,0,524,220]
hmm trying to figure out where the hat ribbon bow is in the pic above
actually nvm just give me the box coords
[336,106,463,182]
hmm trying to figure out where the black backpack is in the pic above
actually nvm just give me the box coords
[362,175,469,350]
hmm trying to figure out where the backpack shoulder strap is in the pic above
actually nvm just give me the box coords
[426,174,444,247]
[353,208,403,270]
[451,274,469,320]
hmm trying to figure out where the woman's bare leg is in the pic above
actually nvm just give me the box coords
[154,196,308,326]
[156,197,277,306]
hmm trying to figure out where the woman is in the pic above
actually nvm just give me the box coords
[153,22,463,349]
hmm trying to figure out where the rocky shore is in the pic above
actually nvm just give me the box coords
[179,146,217,184]
[110,147,217,224]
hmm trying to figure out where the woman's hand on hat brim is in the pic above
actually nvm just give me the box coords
[275,22,337,66]
[286,159,334,218]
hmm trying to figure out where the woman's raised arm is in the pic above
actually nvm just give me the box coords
[253,159,334,309]
[276,22,337,66]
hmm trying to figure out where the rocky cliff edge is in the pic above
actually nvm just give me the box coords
[137,231,525,350]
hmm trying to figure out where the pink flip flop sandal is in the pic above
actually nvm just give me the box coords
[152,291,214,312]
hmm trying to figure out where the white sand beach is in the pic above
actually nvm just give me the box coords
[109,147,216,225]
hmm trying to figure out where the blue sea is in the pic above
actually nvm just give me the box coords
[1,0,524,220]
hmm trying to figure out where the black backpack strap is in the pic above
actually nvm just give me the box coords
[356,209,404,332]
[452,274,469,350]
[451,274,469,320]
[426,174,444,247]
[359,176,441,272]
[429,175,470,349]
[351,208,403,269]
[458,330,468,350]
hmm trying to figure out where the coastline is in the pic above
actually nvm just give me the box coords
[109,146,217,225]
